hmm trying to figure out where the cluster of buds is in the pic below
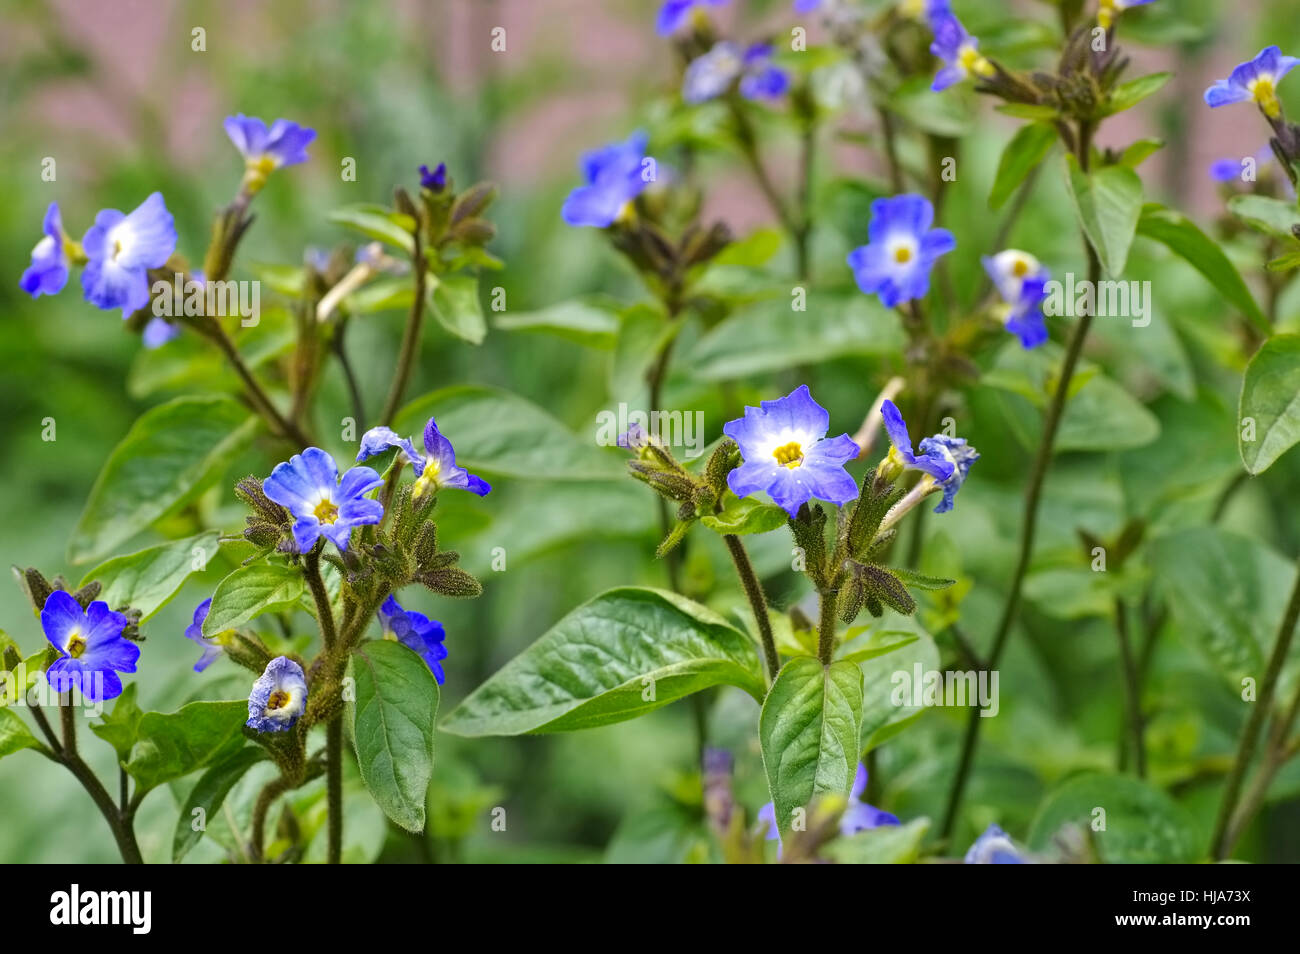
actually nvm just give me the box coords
[623,429,738,557]
[610,219,732,307]
[13,568,143,643]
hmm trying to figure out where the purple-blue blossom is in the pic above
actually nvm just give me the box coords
[880,400,954,483]
[929,13,994,92]
[723,385,859,517]
[246,656,308,733]
[41,590,139,702]
[224,114,316,190]
[964,823,1028,863]
[20,202,71,299]
[759,764,899,843]
[918,433,979,513]
[983,249,1050,349]
[683,42,788,104]
[561,131,651,228]
[1205,47,1299,118]
[357,419,491,499]
[848,194,955,309]
[184,598,224,672]
[262,447,384,552]
[379,595,449,684]
[80,192,177,318]
[419,162,447,192]
[657,0,728,35]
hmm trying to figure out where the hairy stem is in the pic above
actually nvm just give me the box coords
[1211,554,1300,859]
[724,534,780,680]
[817,588,839,665]
[210,321,312,447]
[250,775,294,863]
[379,228,428,426]
[326,718,343,865]
[59,699,143,864]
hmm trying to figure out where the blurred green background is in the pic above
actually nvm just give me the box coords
[3,0,1300,863]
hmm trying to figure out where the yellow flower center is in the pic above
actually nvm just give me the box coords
[894,245,913,264]
[1012,257,1030,278]
[959,45,995,79]
[313,498,339,524]
[266,689,290,711]
[66,631,87,659]
[1250,76,1281,118]
[773,442,805,468]
[1098,0,1117,29]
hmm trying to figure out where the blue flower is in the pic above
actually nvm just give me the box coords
[561,132,651,228]
[379,595,449,683]
[964,823,1028,863]
[224,114,315,191]
[20,202,71,298]
[184,598,229,673]
[1209,148,1272,183]
[246,656,308,733]
[80,192,177,318]
[723,385,859,517]
[262,447,384,552]
[760,764,898,843]
[1205,47,1299,118]
[929,13,994,91]
[983,249,1050,349]
[419,162,447,192]
[657,0,728,36]
[41,590,139,702]
[880,400,954,483]
[1098,0,1157,30]
[142,317,181,349]
[357,419,491,499]
[917,433,979,513]
[848,194,955,309]
[793,0,822,11]
[683,42,788,103]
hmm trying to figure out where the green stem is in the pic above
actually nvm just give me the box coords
[940,254,1098,841]
[817,588,839,665]
[1211,554,1300,859]
[210,321,312,447]
[379,227,428,426]
[326,718,343,865]
[724,534,780,680]
[304,548,337,651]
[59,700,143,864]
[250,775,293,863]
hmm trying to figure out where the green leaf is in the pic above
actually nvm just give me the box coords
[759,657,863,834]
[68,396,259,564]
[328,204,414,252]
[886,568,955,591]
[825,817,930,863]
[711,227,782,267]
[995,103,1060,120]
[89,682,144,762]
[989,123,1056,210]
[859,614,939,752]
[81,531,220,620]
[837,628,919,665]
[1100,71,1172,116]
[427,273,486,345]
[202,563,304,637]
[1136,204,1269,334]
[684,292,904,381]
[0,708,42,759]
[1239,335,1300,474]
[172,746,267,862]
[125,701,249,793]
[1226,194,1300,240]
[1028,773,1199,863]
[1118,138,1164,168]
[1057,371,1161,452]
[1149,527,1297,691]
[493,299,619,349]
[394,385,622,481]
[1063,155,1143,278]
[699,492,789,536]
[889,76,973,136]
[442,587,767,736]
[349,639,439,832]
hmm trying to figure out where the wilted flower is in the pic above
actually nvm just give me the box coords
[224,114,315,192]
[656,0,728,36]
[262,447,384,552]
[41,591,139,702]
[184,598,229,673]
[964,823,1028,863]
[759,764,898,842]
[723,385,859,517]
[379,595,449,683]
[357,419,491,499]
[20,202,71,299]
[683,42,788,103]
[561,131,651,228]
[929,13,994,92]
[848,194,955,309]
[80,192,177,317]
[918,433,979,513]
[246,656,307,733]
[983,249,1050,349]
[1205,47,1299,118]
[880,400,954,483]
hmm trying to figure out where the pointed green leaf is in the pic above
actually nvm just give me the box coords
[700,492,789,535]
[81,531,220,620]
[89,682,144,762]
[202,563,304,637]
[1063,155,1143,278]
[125,701,249,793]
[172,746,268,862]
[443,587,766,736]
[759,656,863,834]
[427,273,486,345]
[0,708,42,759]
[1239,335,1300,474]
[989,122,1055,210]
